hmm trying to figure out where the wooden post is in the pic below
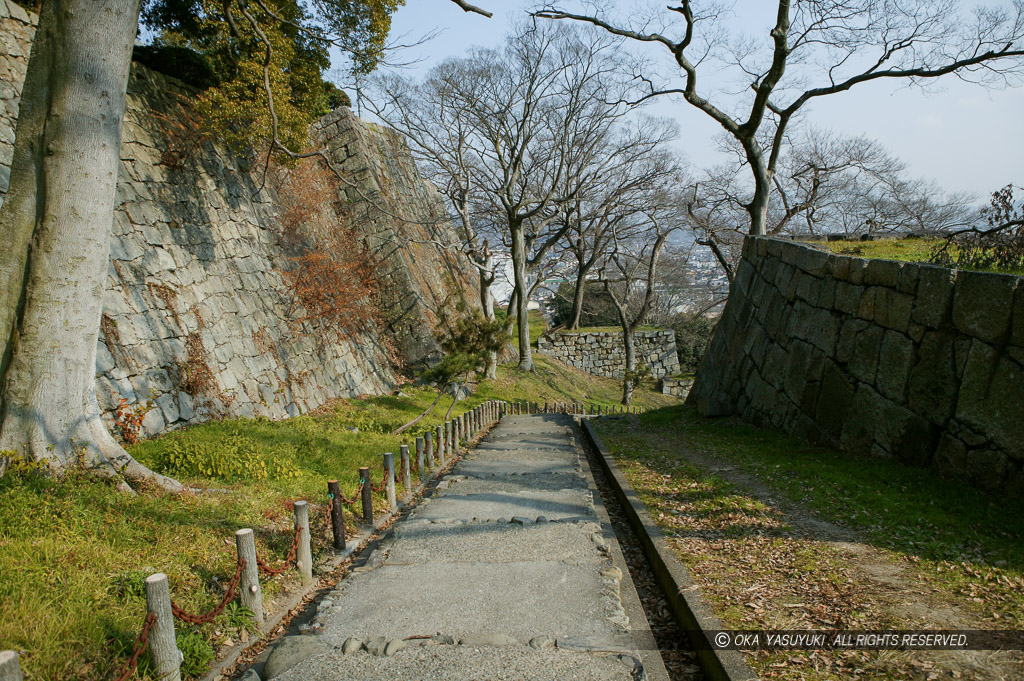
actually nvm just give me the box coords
[294,501,313,583]
[436,424,445,464]
[0,651,23,681]
[327,480,346,551]
[425,430,434,473]
[400,445,412,497]
[443,421,451,461]
[451,420,459,456]
[235,529,264,627]
[145,573,182,681]
[360,467,373,524]
[416,436,426,483]
[383,453,397,510]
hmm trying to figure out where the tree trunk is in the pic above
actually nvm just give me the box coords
[745,142,770,236]
[509,224,533,371]
[479,253,497,379]
[0,0,179,490]
[620,325,636,407]
[569,266,587,330]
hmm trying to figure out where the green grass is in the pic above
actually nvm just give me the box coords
[814,236,1024,275]
[508,309,548,348]
[598,404,1024,623]
[596,404,1024,679]
[816,236,941,263]
[0,357,679,681]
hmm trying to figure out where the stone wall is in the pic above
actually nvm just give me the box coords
[538,330,680,379]
[659,377,693,398]
[0,3,478,436]
[688,236,1024,495]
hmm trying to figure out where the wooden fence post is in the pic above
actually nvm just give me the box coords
[383,453,396,511]
[359,467,373,524]
[443,422,451,461]
[416,437,426,484]
[436,424,445,464]
[400,445,412,498]
[293,501,313,583]
[0,651,23,681]
[327,480,346,551]
[235,529,264,627]
[425,432,434,475]
[145,573,182,681]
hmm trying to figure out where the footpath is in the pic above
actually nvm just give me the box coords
[255,413,666,681]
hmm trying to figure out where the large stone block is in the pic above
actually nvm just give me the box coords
[907,331,958,424]
[875,330,914,401]
[863,259,902,288]
[952,270,1017,344]
[814,360,854,437]
[955,341,1024,460]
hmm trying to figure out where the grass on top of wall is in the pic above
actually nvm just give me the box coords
[812,236,1024,275]
[0,356,679,681]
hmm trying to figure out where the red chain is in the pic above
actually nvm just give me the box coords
[256,524,304,576]
[171,557,246,625]
[112,612,157,681]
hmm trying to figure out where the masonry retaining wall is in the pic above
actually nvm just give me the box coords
[0,2,477,437]
[538,330,680,379]
[688,236,1024,495]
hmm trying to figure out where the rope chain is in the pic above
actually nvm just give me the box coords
[256,524,303,576]
[112,612,157,681]
[171,557,246,625]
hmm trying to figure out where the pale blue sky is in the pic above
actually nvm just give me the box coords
[357,0,1024,202]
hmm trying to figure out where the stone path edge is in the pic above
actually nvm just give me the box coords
[567,418,672,681]
[580,418,760,681]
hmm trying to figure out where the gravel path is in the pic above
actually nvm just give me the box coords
[260,414,664,680]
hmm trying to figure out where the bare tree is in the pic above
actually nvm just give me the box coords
[537,0,1024,236]
[594,171,685,405]
[553,117,680,329]
[373,21,637,371]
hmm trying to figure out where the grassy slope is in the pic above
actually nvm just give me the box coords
[596,404,1024,679]
[0,355,677,681]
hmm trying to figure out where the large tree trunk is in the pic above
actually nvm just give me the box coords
[509,224,533,371]
[569,265,587,330]
[745,142,770,236]
[0,0,180,490]
[620,325,636,407]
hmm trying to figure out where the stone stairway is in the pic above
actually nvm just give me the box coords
[259,414,665,681]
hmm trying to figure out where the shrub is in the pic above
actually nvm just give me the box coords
[670,313,716,374]
[930,185,1024,273]
[274,159,383,346]
[152,432,300,482]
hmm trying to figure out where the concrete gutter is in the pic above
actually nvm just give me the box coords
[580,419,760,681]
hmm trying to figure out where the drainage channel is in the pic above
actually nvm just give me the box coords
[577,417,706,681]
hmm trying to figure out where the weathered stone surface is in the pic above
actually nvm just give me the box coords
[688,235,1024,495]
[537,330,680,379]
[952,270,1017,344]
[263,636,332,680]
[0,13,480,437]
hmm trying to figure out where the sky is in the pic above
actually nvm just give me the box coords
[345,0,1024,203]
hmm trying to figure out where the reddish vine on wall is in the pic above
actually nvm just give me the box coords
[273,158,384,347]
